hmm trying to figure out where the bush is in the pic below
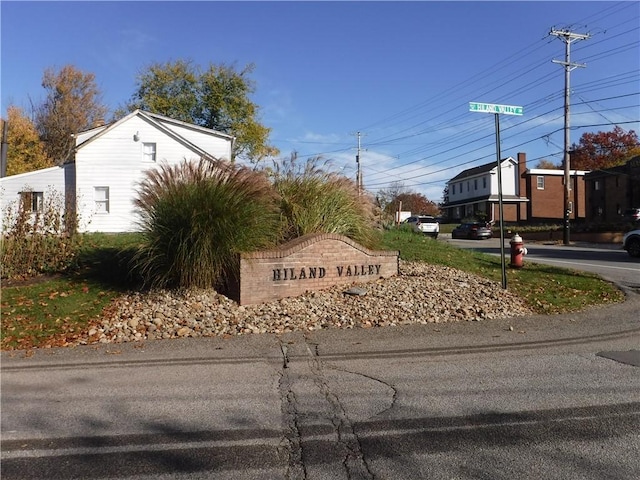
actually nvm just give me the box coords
[270,154,380,249]
[133,159,281,290]
[1,187,82,279]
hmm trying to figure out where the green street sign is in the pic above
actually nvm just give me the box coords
[469,102,523,116]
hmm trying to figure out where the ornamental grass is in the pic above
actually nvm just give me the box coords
[133,158,281,290]
[270,153,380,249]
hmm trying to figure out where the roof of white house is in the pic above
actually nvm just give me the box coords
[73,109,235,160]
[448,157,515,183]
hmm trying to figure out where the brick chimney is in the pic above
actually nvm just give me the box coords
[517,152,527,197]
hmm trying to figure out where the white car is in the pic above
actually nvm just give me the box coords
[622,228,640,257]
[405,215,439,238]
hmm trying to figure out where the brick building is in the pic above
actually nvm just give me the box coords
[585,155,640,223]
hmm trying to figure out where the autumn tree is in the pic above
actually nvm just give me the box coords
[122,60,278,164]
[377,181,439,217]
[569,126,639,171]
[535,159,560,169]
[3,106,54,176]
[35,65,108,165]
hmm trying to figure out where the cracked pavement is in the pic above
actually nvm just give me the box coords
[2,294,640,479]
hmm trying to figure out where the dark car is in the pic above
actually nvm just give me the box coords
[451,222,493,240]
[622,208,640,223]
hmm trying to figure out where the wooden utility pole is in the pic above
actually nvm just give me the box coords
[550,28,590,245]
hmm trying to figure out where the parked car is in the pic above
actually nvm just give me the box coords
[622,228,640,257]
[451,222,493,240]
[622,208,640,223]
[405,215,439,238]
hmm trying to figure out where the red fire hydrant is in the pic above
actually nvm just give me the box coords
[509,233,528,268]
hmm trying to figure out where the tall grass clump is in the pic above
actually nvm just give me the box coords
[1,187,82,280]
[270,153,380,248]
[133,158,281,290]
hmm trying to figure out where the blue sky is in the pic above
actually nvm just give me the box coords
[2,1,639,202]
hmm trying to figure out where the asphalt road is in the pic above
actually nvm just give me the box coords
[443,234,640,293]
[2,290,639,479]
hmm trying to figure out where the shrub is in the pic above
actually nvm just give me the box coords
[1,187,82,279]
[133,158,281,290]
[270,154,380,249]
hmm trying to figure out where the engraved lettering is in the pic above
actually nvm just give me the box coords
[289,268,297,280]
[375,264,381,275]
[319,267,326,278]
[299,269,306,279]
[309,267,317,278]
[346,266,352,276]
[273,269,282,281]
[368,265,374,275]
[337,266,344,277]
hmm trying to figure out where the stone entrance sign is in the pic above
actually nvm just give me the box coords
[237,233,399,305]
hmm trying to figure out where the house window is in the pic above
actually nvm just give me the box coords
[143,142,157,162]
[19,191,44,212]
[474,179,478,190]
[483,177,487,189]
[467,181,470,192]
[594,180,601,191]
[536,176,545,190]
[94,186,110,213]
[452,184,456,195]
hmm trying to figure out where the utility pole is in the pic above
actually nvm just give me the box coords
[355,131,363,195]
[550,28,590,245]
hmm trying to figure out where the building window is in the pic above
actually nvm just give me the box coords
[467,181,470,192]
[94,187,110,213]
[536,176,545,190]
[19,191,44,212]
[452,184,456,195]
[483,177,487,189]
[474,179,478,190]
[143,142,156,162]
[594,180,601,191]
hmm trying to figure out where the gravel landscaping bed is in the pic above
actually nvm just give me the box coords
[84,261,534,345]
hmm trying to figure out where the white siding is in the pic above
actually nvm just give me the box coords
[1,111,234,233]
[75,115,232,232]
[490,159,518,196]
[447,158,519,203]
[0,166,70,231]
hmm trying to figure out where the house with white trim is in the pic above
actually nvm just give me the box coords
[442,152,589,224]
[0,110,234,233]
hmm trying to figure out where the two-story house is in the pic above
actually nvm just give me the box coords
[0,110,234,233]
[443,152,589,224]
[443,153,529,223]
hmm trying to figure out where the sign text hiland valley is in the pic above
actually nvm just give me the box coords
[237,233,399,305]
[272,263,382,281]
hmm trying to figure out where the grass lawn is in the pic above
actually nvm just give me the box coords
[0,229,626,351]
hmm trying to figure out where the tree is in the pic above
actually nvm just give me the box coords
[35,65,108,165]
[3,106,54,176]
[535,159,560,169]
[376,181,408,212]
[123,60,278,164]
[569,126,639,171]
[378,187,439,218]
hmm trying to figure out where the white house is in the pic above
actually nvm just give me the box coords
[443,153,529,223]
[1,110,234,233]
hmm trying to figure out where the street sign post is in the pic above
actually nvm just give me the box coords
[469,101,524,290]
